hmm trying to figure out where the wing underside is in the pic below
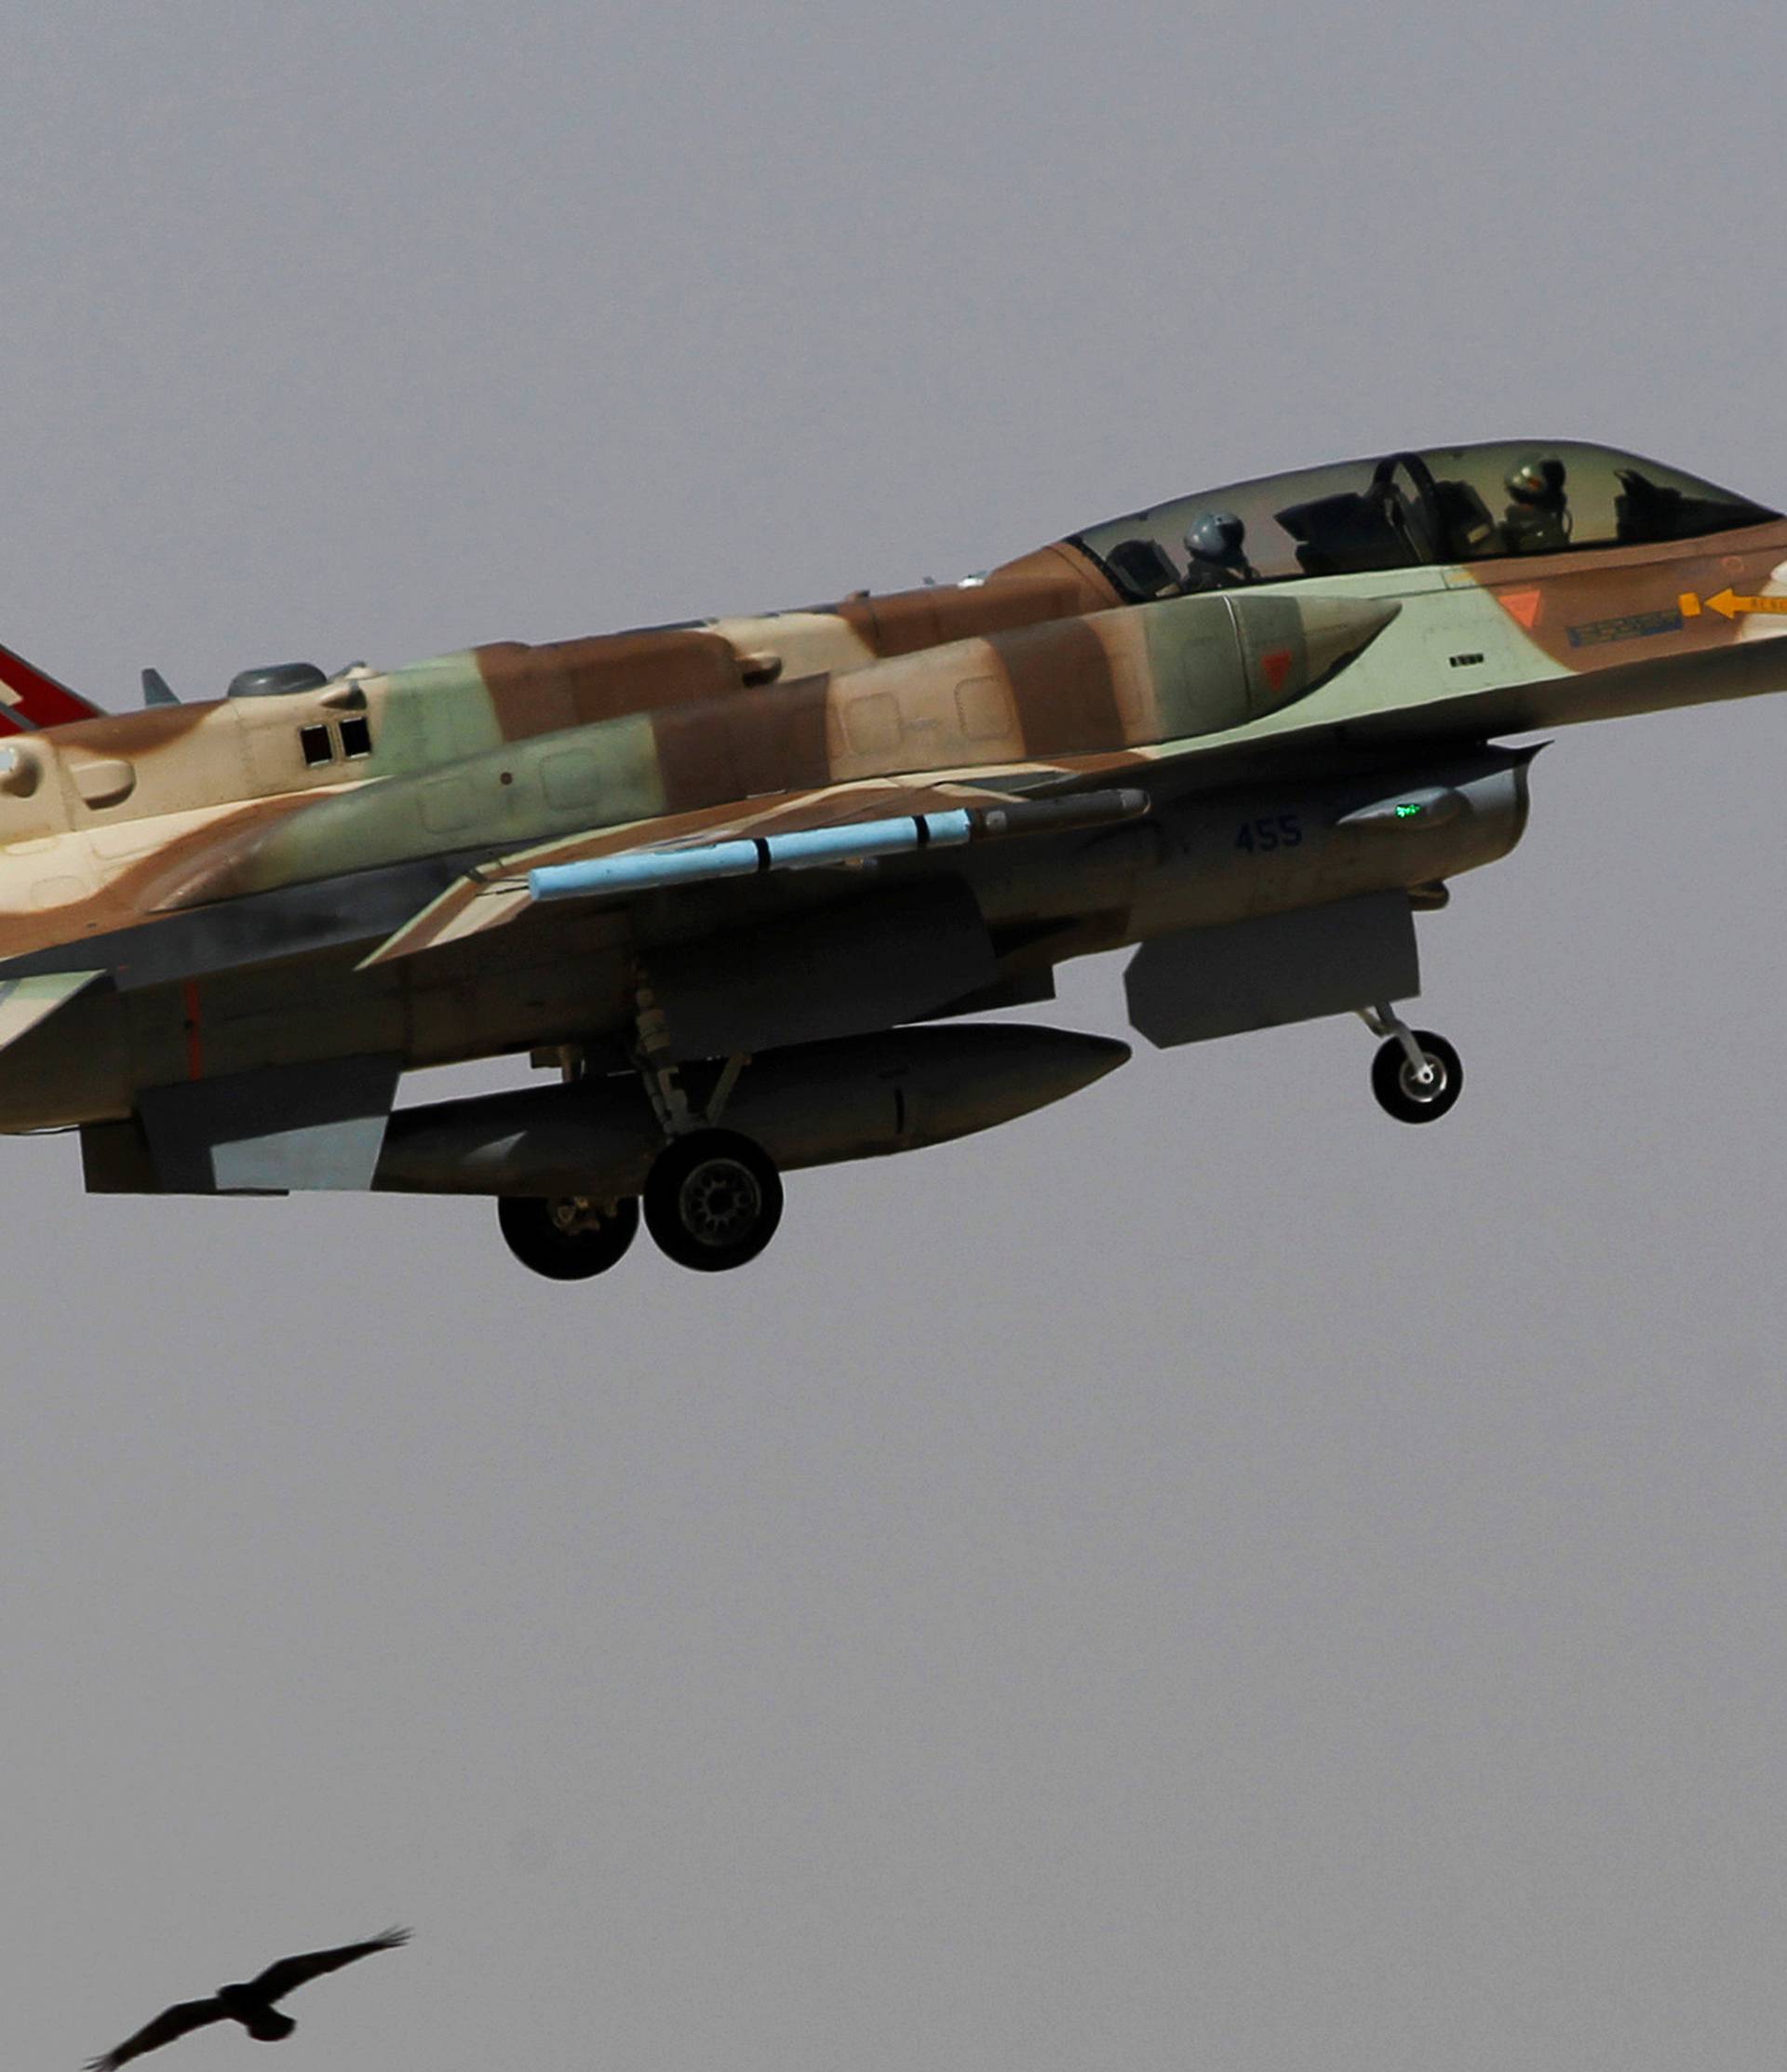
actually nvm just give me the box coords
[357,769,1109,968]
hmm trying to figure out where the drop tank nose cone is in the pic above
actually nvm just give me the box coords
[896,1022,1131,1139]
[915,1021,1129,1094]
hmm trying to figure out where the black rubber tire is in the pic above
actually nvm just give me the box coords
[642,1128,784,1272]
[1371,1030,1463,1124]
[497,1193,640,1280]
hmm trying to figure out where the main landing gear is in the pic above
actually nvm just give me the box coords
[1359,1003,1463,1124]
[641,1127,783,1271]
[495,1129,785,1283]
[498,1193,641,1280]
[497,992,786,1282]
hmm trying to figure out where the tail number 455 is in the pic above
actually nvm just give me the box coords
[1235,814,1303,854]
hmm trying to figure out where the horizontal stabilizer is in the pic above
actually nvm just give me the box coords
[84,1055,402,1195]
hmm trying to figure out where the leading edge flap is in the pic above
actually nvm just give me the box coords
[0,971,105,1055]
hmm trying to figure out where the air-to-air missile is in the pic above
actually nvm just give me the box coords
[1,436,1784,1276]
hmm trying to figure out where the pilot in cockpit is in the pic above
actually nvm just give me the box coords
[1501,453,1572,555]
[1179,510,1261,592]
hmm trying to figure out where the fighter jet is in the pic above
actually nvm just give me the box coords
[1,438,1781,1277]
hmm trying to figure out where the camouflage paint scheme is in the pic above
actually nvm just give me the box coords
[1,437,1781,1266]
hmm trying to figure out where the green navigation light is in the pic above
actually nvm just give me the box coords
[1394,802,1423,819]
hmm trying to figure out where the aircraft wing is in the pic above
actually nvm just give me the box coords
[360,769,1146,968]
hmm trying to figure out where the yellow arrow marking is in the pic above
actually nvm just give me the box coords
[1681,587,1787,621]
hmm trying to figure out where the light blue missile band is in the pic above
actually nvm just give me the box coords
[764,809,971,868]
[529,808,975,903]
[531,839,760,901]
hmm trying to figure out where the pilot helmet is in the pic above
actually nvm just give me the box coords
[1186,510,1249,565]
[1506,453,1566,506]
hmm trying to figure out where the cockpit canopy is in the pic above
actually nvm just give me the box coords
[1070,440,1780,602]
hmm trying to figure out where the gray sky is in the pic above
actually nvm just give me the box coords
[7,3,1787,2066]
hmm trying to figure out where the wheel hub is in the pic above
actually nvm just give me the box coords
[1398,1054,1446,1102]
[679,1159,762,1245]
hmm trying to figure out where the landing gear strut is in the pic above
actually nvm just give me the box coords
[1360,1004,1463,1124]
[631,981,784,1272]
[497,1193,640,1279]
[500,993,786,1279]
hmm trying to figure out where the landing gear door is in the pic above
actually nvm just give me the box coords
[1124,891,1418,1048]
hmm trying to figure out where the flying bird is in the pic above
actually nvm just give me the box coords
[84,1928,410,2068]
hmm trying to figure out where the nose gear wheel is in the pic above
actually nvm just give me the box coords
[1370,1029,1462,1123]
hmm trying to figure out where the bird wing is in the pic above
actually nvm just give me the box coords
[85,1997,228,2069]
[250,1926,410,2002]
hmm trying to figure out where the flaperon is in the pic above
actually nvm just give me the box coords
[1,437,1781,1277]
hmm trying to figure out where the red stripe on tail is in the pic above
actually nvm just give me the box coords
[0,640,102,729]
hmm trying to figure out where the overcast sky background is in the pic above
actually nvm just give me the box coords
[6,4,1787,2067]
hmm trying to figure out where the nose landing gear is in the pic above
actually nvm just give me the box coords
[1360,1004,1463,1123]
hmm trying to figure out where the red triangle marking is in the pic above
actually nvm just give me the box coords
[1259,648,1294,696]
[1498,586,1543,629]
